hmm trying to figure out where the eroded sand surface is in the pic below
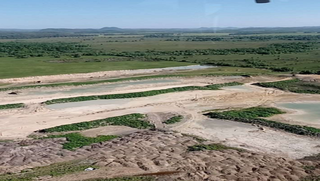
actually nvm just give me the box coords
[2,131,319,181]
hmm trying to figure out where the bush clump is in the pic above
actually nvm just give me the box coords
[164,116,183,124]
[40,114,153,133]
[43,133,118,150]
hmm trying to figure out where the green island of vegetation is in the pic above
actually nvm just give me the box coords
[44,82,242,105]
[0,160,98,181]
[205,107,320,136]
[254,79,320,94]
[188,143,243,152]
[164,115,183,124]
[42,133,118,150]
[39,114,153,133]
[0,103,25,110]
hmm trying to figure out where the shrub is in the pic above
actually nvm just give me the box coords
[164,116,183,124]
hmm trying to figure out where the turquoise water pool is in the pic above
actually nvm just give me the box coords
[277,102,320,123]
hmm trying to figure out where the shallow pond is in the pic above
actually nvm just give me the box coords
[47,99,132,110]
[222,85,255,92]
[162,65,216,70]
[29,79,180,96]
[277,102,320,123]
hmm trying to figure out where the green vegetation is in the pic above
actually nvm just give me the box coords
[0,58,194,79]
[84,176,154,181]
[213,107,285,119]
[255,79,320,94]
[164,115,183,124]
[205,107,320,137]
[0,103,24,110]
[43,133,117,150]
[1,29,320,79]
[0,160,98,181]
[40,114,152,133]
[44,82,242,105]
[188,143,242,152]
[0,42,90,58]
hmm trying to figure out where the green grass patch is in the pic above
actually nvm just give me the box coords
[188,143,242,152]
[0,160,98,181]
[164,116,183,124]
[254,79,320,94]
[214,107,285,119]
[39,114,153,133]
[44,82,243,105]
[0,103,24,110]
[43,133,117,150]
[205,107,320,137]
[0,57,195,79]
[84,176,155,181]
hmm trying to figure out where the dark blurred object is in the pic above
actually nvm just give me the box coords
[256,0,270,3]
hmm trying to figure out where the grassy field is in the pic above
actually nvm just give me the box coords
[0,57,194,79]
[0,32,319,79]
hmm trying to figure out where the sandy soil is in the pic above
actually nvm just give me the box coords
[80,126,140,137]
[0,76,242,105]
[2,74,320,180]
[0,66,211,84]
[1,75,320,160]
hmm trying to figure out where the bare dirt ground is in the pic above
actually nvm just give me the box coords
[0,66,209,84]
[297,74,320,82]
[1,76,320,158]
[1,74,320,180]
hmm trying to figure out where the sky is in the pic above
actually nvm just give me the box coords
[0,0,319,29]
